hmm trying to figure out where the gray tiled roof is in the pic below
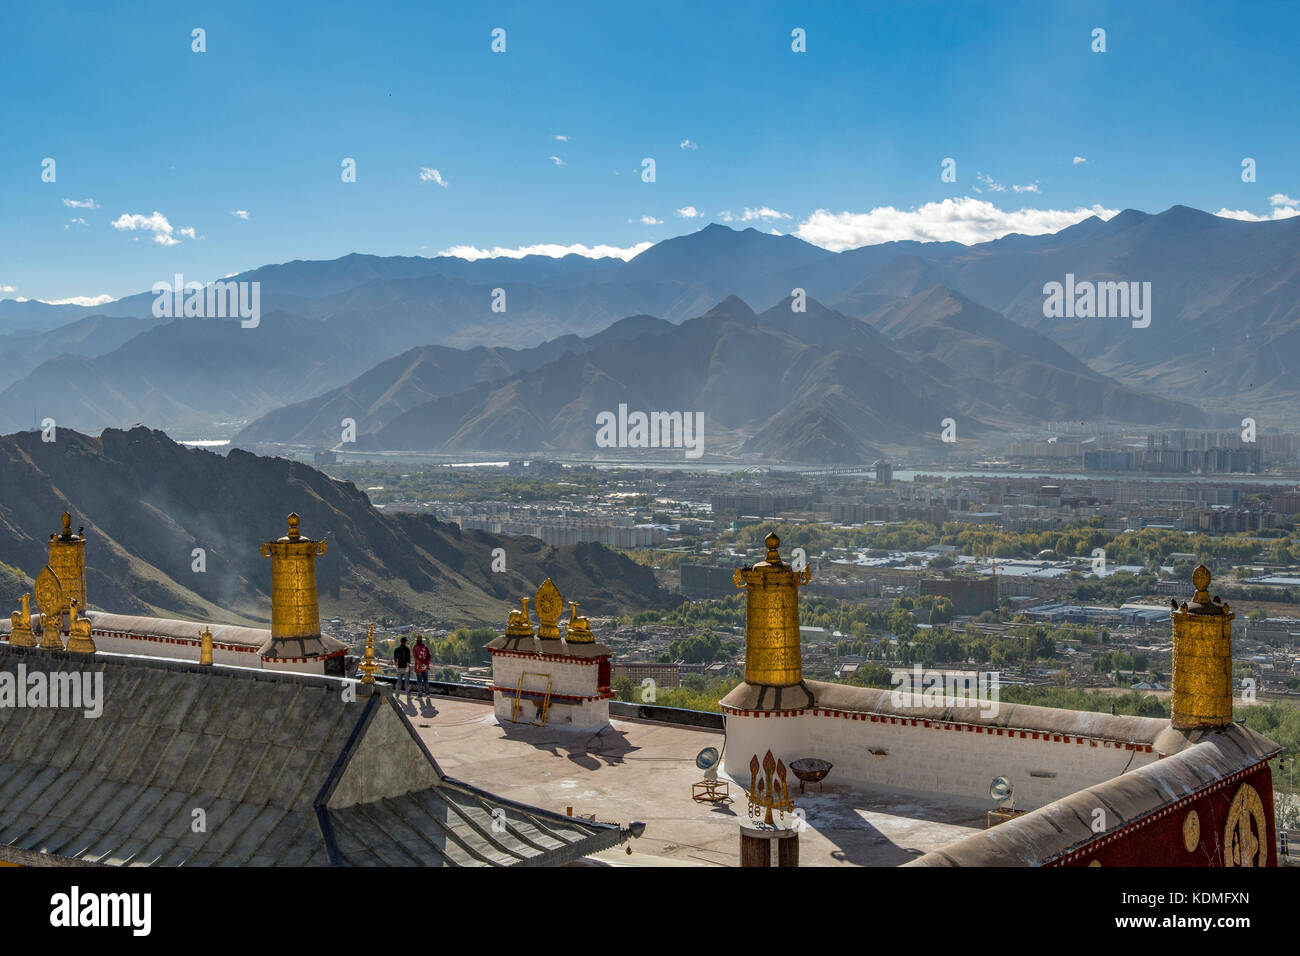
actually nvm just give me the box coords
[0,644,628,866]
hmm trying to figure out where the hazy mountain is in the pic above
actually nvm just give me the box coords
[923,206,1300,417]
[862,285,1204,426]
[0,312,378,435]
[0,427,675,626]
[9,208,1299,436]
[352,295,973,464]
[0,313,162,379]
[236,314,674,444]
[834,254,953,317]
[322,288,1205,463]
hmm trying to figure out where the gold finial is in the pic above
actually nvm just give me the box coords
[359,623,379,685]
[64,599,96,654]
[535,578,563,639]
[765,532,781,564]
[61,511,72,538]
[565,601,594,643]
[1192,564,1211,604]
[506,596,534,637]
[8,594,36,647]
[286,512,301,541]
[199,626,214,665]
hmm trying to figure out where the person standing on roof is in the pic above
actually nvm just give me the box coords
[413,634,432,696]
[394,636,412,693]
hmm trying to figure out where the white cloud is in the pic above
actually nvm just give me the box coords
[419,167,448,187]
[550,156,566,166]
[794,197,1120,250]
[64,217,88,229]
[979,175,1039,195]
[179,226,198,239]
[0,285,15,293]
[62,197,99,209]
[1214,192,1300,222]
[110,211,187,246]
[1073,156,1088,165]
[232,209,250,219]
[437,241,653,262]
[718,206,792,223]
[680,139,699,150]
[38,293,116,307]
[636,215,663,225]
[675,206,701,218]
[553,134,568,142]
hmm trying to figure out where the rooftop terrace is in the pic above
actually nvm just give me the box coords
[399,694,986,866]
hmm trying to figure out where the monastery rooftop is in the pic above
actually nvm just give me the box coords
[401,694,988,866]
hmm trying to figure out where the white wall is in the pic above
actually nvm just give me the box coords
[723,711,1157,809]
[88,631,326,674]
[491,652,609,731]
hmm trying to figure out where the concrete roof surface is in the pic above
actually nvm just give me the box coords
[398,695,987,866]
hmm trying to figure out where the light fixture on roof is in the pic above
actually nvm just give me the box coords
[990,775,1014,810]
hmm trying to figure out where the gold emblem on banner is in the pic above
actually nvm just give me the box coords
[1224,783,1268,867]
[1182,810,1200,853]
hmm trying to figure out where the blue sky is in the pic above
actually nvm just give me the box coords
[2,0,1297,303]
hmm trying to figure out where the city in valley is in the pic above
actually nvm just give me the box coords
[2,0,1296,910]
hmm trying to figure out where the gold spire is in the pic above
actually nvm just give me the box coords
[359,623,379,684]
[8,594,36,647]
[260,513,327,640]
[734,532,811,687]
[565,601,594,643]
[64,599,95,654]
[47,511,86,625]
[534,579,563,639]
[1170,565,1234,730]
[34,566,66,650]
[199,626,214,665]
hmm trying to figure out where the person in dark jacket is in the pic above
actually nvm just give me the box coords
[413,635,432,695]
[394,637,412,692]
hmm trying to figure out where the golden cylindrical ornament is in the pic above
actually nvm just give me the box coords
[1170,565,1234,730]
[47,512,86,620]
[260,513,327,640]
[735,533,810,687]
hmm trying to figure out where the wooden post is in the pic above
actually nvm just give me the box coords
[740,823,799,867]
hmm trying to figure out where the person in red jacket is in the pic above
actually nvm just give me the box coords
[413,635,432,696]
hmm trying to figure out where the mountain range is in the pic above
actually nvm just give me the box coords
[0,427,676,626]
[238,288,1202,463]
[2,206,1296,446]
